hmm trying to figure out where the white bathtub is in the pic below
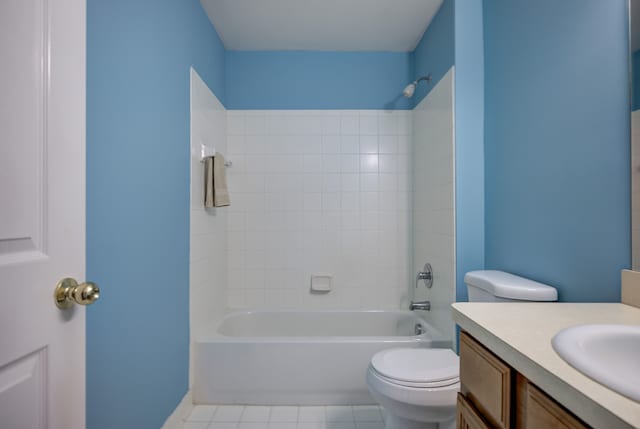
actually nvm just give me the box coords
[193,310,437,405]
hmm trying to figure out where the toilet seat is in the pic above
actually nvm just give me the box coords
[369,366,459,388]
[370,348,459,387]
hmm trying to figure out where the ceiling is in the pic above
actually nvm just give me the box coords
[200,0,444,52]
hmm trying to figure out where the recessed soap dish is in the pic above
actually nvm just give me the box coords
[310,274,332,293]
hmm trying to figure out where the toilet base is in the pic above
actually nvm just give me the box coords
[384,414,455,429]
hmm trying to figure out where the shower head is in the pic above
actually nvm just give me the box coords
[402,74,432,98]
[403,83,416,98]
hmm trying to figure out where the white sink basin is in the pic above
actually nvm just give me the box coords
[552,324,640,402]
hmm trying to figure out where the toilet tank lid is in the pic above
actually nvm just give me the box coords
[464,270,558,301]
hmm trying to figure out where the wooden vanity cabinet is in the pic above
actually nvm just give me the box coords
[459,332,513,429]
[457,393,493,429]
[516,374,589,429]
[458,331,590,429]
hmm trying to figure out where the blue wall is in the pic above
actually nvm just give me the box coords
[483,0,630,302]
[454,0,485,302]
[86,0,225,427]
[225,51,413,109]
[411,0,482,305]
[412,0,455,106]
[633,50,640,111]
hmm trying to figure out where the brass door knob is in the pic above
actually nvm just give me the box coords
[54,278,100,309]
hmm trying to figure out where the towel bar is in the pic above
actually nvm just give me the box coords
[200,143,232,167]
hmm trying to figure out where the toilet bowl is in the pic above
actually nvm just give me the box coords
[366,348,459,429]
[367,270,558,429]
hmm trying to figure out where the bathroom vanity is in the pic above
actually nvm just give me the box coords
[452,303,640,429]
[457,331,587,428]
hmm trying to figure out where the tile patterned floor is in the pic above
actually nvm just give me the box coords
[181,405,385,429]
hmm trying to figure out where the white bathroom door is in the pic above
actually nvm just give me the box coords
[0,0,87,428]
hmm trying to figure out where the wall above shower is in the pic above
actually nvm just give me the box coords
[225,51,414,110]
[201,0,443,51]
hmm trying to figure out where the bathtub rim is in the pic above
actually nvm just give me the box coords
[196,309,440,344]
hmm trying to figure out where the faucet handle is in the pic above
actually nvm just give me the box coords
[415,263,433,289]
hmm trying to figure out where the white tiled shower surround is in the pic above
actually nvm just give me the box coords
[189,68,227,384]
[189,68,456,343]
[224,110,413,309]
[412,68,456,344]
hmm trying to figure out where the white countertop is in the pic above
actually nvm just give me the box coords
[451,303,640,429]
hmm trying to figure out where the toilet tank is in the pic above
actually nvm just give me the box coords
[464,270,558,302]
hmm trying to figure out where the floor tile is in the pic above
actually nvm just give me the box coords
[352,406,382,422]
[241,406,271,422]
[268,423,296,429]
[213,406,245,422]
[325,406,354,422]
[296,422,326,429]
[298,406,326,422]
[355,423,384,429]
[182,404,385,429]
[188,405,218,422]
[183,423,209,429]
[326,422,356,429]
[208,423,238,429]
[269,406,299,422]
[237,423,268,429]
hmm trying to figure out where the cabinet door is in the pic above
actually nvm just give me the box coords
[516,374,590,429]
[460,332,513,429]
[457,393,493,429]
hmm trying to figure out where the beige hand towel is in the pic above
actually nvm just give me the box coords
[213,154,230,207]
[204,157,215,208]
[204,155,231,208]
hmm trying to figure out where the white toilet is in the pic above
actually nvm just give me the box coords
[366,270,558,429]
